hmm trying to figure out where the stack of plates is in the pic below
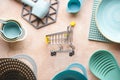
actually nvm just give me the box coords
[95,0,120,43]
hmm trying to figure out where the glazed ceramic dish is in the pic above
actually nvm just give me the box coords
[0,27,26,42]
[1,20,22,39]
[52,63,88,80]
[95,0,120,43]
[89,50,120,80]
[67,0,82,13]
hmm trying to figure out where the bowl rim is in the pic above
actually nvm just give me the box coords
[95,0,120,43]
[52,69,87,80]
[1,27,27,42]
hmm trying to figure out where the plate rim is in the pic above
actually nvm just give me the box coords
[95,0,120,43]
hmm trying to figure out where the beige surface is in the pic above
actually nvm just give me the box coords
[0,0,120,80]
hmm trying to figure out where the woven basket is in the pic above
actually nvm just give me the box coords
[0,58,36,80]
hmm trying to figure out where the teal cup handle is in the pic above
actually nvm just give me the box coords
[0,30,7,38]
[66,63,88,79]
[11,54,37,77]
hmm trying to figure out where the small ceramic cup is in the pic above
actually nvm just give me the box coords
[0,20,26,42]
[21,0,50,19]
[67,0,82,13]
[0,20,22,39]
[52,63,88,80]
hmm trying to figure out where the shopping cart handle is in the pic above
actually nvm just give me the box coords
[70,21,76,27]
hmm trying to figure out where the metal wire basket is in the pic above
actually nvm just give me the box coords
[45,22,76,56]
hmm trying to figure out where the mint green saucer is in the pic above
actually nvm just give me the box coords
[96,0,120,43]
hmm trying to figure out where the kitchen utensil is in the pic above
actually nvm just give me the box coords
[52,63,88,80]
[0,20,27,42]
[67,0,82,13]
[21,0,50,19]
[0,20,22,39]
[89,50,120,80]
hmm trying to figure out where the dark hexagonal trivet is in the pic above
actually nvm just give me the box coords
[21,0,59,29]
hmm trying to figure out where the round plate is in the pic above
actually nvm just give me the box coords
[0,58,36,80]
[96,0,120,43]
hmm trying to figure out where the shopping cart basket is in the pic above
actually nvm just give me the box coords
[45,22,75,56]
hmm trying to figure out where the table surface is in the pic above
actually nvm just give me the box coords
[0,0,120,80]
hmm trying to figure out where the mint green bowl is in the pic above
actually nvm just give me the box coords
[95,0,120,43]
[89,50,120,80]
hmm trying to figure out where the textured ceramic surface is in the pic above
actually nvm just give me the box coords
[52,63,87,80]
[96,0,120,43]
[0,27,26,42]
[2,20,22,39]
[89,50,120,80]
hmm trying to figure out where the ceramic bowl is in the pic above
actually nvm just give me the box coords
[1,20,22,39]
[67,0,82,13]
[95,0,120,43]
[52,63,88,80]
[0,27,26,42]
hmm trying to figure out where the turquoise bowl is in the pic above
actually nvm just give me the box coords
[52,63,88,80]
[1,20,22,39]
[0,20,26,42]
[67,0,82,13]
[95,0,120,43]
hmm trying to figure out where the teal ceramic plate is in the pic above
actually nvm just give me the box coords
[96,0,120,43]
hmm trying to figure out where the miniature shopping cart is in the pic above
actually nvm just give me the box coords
[45,22,75,56]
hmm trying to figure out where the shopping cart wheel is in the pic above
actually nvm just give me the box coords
[51,52,56,56]
[69,51,74,56]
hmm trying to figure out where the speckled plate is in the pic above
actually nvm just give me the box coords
[95,0,120,43]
